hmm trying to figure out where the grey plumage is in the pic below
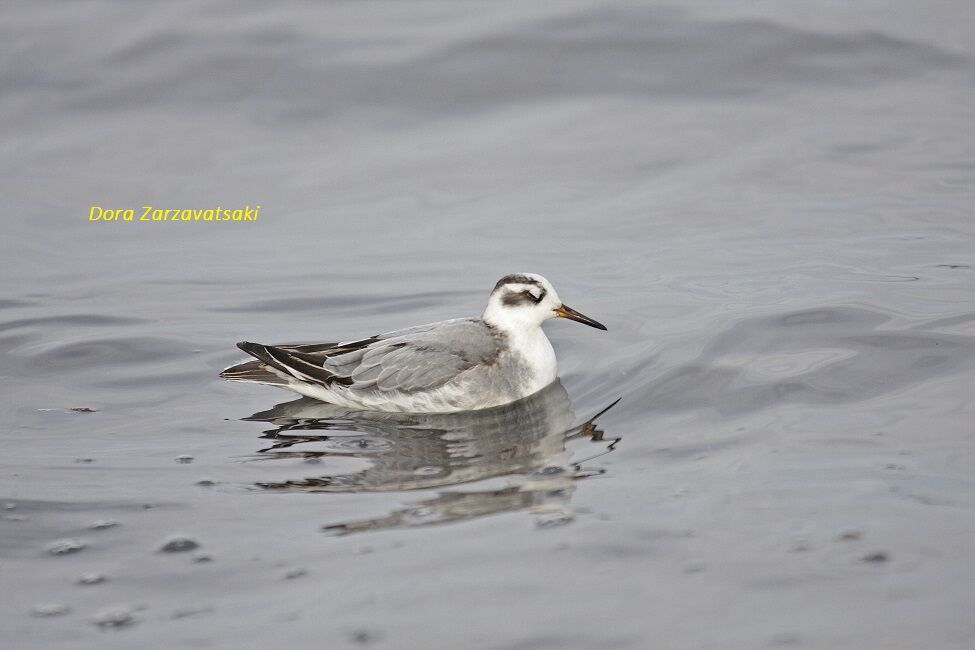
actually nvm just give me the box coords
[223,318,504,398]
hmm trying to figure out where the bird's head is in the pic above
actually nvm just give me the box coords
[482,273,606,333]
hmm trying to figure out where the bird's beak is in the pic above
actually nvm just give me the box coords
[554,304,607,331]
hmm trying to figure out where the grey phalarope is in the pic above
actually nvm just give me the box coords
[220,273,606,413]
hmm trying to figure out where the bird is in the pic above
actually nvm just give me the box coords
[220,273,606,413]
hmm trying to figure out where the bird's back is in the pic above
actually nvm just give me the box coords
[225,317,532,412]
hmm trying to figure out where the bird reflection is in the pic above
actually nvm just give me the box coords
[243,381,620,534]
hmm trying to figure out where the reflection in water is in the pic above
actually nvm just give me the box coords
[243,381,620,534]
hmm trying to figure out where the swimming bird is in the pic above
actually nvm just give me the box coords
[220,273,606,413]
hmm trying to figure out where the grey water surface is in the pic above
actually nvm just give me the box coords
[2,1,974,648]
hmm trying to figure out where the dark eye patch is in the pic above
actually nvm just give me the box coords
[501,287,545,306]
[501,290,530,306]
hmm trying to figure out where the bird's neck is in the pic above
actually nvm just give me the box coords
[486,318,557,389]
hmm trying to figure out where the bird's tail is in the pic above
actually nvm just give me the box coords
[219,341,290,386]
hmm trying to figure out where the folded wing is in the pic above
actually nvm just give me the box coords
[224,318,498,395]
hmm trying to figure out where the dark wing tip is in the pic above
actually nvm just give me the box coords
[237,341,272,359]
[219,358,288,385]
[235,341,281,369]
[232,340,353,387]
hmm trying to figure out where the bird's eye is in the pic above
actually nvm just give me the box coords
[525,288,542,303]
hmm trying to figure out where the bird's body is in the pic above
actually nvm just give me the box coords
[226,318,554,412]
[221,274,605,413]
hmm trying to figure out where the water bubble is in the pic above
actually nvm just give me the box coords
[534,511,575,528]
[71,407,97,413]
[349,628,383,645]
[329,437,390,452]
[192,554,213,563]
[413,466,442,476]
[159,536,199,553]
[862,551,889,563]
[536,466,566,477]
[403,506,437,523]
[89,519,119,530]
[170,606,214,620]
[769,632,801,646]
[78,573,107,585]
[789,541,812,553]
[195,479,216,487]
[175,455,194,464]
[283,568,307,580]
[47,539,86,555]
[683,562,707,574]
[4,502,17,510]
[5,514,27,522]
[92,605,137,629]
[32,603,70,617]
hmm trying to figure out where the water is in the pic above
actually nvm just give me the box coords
[2,1,974,648]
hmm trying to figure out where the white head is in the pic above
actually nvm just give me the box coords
[482,273,607,334]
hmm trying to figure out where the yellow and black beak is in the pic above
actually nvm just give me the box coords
[555,304,607,331]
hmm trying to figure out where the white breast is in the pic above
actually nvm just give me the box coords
[505,327,558,395]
